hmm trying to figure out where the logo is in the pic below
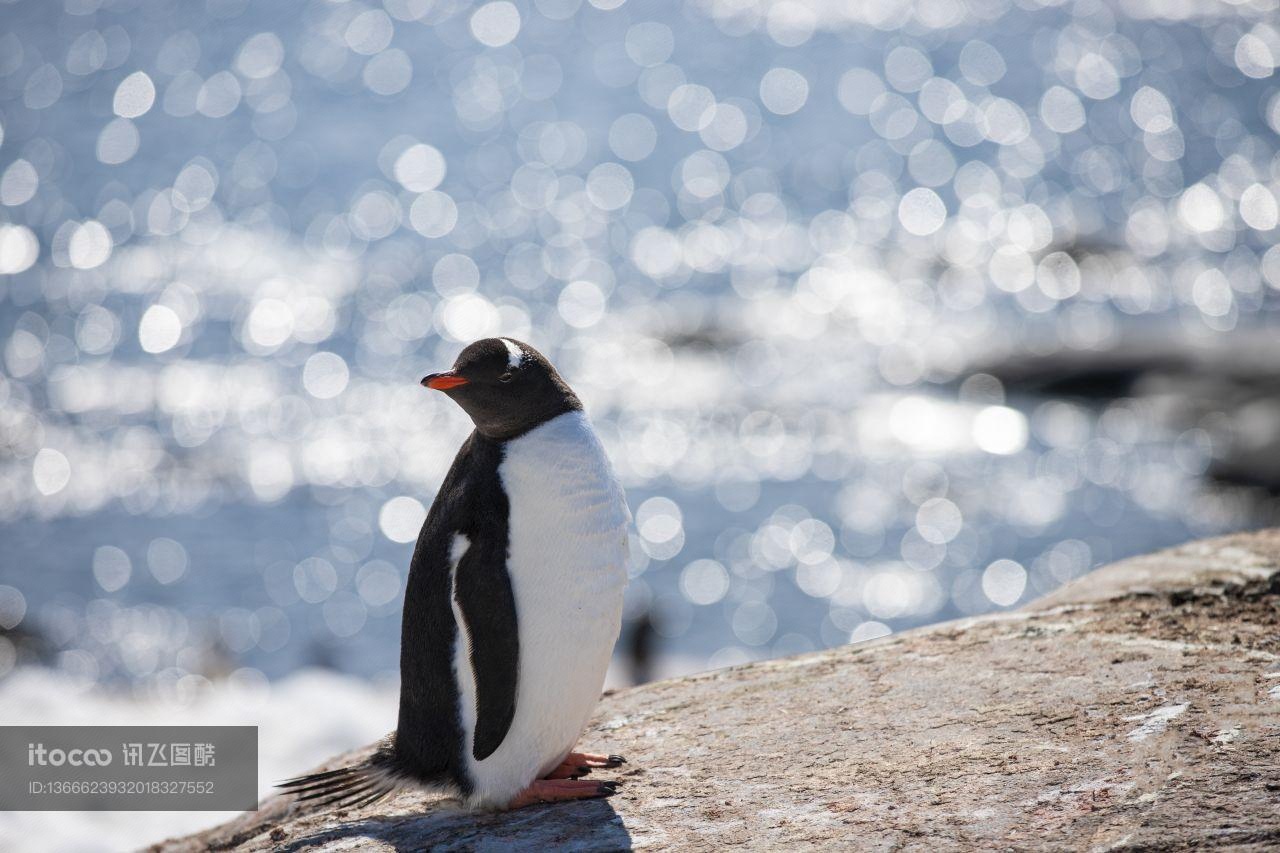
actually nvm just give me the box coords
[27,744,113,767]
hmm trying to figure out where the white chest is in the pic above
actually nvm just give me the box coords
[499,410,631,597]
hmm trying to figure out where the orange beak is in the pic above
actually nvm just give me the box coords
[421,372,469,390]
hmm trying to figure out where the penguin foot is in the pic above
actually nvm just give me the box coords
[509,779,618,809]
[544,760,592,780]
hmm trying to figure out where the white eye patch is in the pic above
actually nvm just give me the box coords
[500,338,524,369]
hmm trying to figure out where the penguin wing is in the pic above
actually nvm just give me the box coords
[395,432,517,780]
[452,531,520,760]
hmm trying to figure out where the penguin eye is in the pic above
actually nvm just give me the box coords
[498,371,514,383]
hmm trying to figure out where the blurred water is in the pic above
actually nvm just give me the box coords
[2,0,1279,693]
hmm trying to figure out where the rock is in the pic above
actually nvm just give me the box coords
[153,530,1280,852]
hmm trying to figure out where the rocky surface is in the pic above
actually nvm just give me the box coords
[155,530,1280,851]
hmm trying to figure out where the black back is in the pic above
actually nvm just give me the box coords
[394,431,519,791]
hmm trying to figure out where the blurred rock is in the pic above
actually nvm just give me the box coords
[966,328,1280,491]
[964,328,1280,400]
[0,624,51,670]
[154,529,1280,851]
[623,610,656,686]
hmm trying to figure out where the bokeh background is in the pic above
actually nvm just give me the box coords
[2,0,1280,847]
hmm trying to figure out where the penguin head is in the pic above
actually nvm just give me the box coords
[421,338,582,440]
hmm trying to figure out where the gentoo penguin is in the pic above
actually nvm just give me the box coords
[279,337,631,810]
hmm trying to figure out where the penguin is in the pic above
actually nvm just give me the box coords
[278,337,631,810]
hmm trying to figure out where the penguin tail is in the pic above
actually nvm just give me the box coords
[277,746,403,811]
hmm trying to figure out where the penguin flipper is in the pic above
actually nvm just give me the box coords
[453,536,520,761]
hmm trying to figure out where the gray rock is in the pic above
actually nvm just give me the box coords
[152,530,1280,852]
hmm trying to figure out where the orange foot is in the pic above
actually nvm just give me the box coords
[543,752,627,780]
[509,778,618,809]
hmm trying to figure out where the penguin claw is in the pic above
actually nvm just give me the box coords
[562,750,627,769]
